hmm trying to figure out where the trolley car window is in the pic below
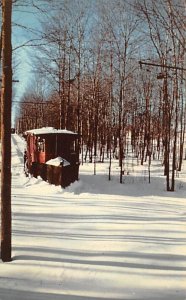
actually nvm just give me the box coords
[37,138,45,152]
[70,141,76,153]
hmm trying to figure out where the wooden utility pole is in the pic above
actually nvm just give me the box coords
[1,0,13,262]
[0,25,3,139]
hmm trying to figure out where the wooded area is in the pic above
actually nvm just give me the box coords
[0,0,185,195]
[14,0,186,192]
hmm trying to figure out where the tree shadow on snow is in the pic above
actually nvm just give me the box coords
[0,287,120,300]
[12,245,186,272]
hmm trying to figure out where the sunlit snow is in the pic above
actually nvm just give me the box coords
[0,134,186,300]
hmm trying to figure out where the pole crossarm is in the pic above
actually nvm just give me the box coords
[139,60,186,71]
[0,79,19,82]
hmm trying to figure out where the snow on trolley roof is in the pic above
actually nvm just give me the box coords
[25,127,78,136]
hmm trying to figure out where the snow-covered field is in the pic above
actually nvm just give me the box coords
[0,134,186,300]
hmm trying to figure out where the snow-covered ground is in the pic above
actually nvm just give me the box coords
[0,134,186,300]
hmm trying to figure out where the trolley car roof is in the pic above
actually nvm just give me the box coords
[25,127,78,136]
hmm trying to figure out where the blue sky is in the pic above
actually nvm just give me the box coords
[12,3,42,124]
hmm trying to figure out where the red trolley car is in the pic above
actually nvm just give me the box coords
[25,127,79,188]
